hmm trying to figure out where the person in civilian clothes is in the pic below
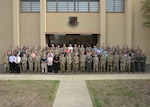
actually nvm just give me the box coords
[47,54,53,73]
[53,54,60,73]
[9,53,16,73]
[15,54,21,73]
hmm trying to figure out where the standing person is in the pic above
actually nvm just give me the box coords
[53,54,60,73]
[21,53,27,73]
[47,54,53,73]
[140,52,146,72]
[86,52,92,72]
[113,52,119,72]
[120,52,126,72]
[41,53,47,74]
[2,53,9,73]
[131,53,136,72]
[107,52,113,72]
[34,52,41,73]
[126,54,131,72]
[73,52,79,73]
[135,51,141,72]
[9,53,15,73]
[66,53,72,72]
[79,51,86,72]
[59,53,66,73]
[28,55,34,73]
[100,54,106,72]
[93,54,99,72]
[15,54,21,73]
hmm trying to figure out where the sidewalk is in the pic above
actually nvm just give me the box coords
[53,80,93,107]
[0,74,150,80]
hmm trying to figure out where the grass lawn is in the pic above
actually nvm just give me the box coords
[0,80,59,107]
[87,80,150,107]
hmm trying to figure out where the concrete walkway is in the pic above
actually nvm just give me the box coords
[53,80,93,107]
[0,74,150,80]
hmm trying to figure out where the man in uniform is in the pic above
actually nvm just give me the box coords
[21,53,27,73]
[2,53,9,73]
[93,53,99,72]
[34,52,41,73]
[135,51,141,72]
[59,53,66,73]
[113,52,119,72]
[140,52,146,72]
[79,51,86,72]
[100,54,106,72]
[66,53,72,72]
[131,53,136,72]
[73,52,79,73]
[28,54,34,73]
[86,52,92,72]
[107,52,113,72]
[120,52,126,72]
[126,54,131,72]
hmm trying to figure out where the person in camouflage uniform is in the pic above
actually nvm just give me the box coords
[126,54,131,72]
[59,53,66,73]
[86,52,92,72]
[93,54,99,72]
[66,53,72,72]
[113,52,119,72]
[140,52,146,72]
[73,52,79,73]
[100,54,106,72]
[2,53,9,73]
[79,51,86,72]
[120,53,126,72]
[131,53,136,72]
[28,54,34,72]
[107,52,113,72]
[21,53,27,73]
[34,52,41,73]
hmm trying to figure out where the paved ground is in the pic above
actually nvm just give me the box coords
[53,80,93,107]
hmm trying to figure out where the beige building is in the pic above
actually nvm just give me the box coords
[0,0,150,63]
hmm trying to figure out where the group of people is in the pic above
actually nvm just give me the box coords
[2,43,146,74]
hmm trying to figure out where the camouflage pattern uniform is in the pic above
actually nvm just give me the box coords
[2,54,9,73]
[73,53,79,72]
[100,54,106,72]
[113,53,119,72]
[126,55,131,72]
[66,53,72,72]
[59,54,66,73]
[79,52,86,72]
[28,55,34,72]
[107,54,113,72]
[21,54,27,72]
[93,54,99,72]
[120,54,126,72]
[34,53,41,73]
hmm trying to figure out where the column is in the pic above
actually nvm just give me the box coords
[100,0,106,47]
[40,0,46,47]
[126,0,133,48]
[12,0,20,47]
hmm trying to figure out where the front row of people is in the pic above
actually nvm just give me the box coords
[2,50,146,74]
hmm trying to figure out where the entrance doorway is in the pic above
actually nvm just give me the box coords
[46,34,98,47]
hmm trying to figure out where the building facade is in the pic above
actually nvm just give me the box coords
[0,0,150,62]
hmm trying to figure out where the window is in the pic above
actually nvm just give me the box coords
[20,0,40,12]
[47,0,99,12]
[106,0,124,12]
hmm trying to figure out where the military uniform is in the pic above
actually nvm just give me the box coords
[135,54,141,72]
[140,54,146,72]
[120,54,126,72]
[126,55,131,72]
[21,54,27,72]
[107,54,113,72]
[131,54,136,72]
[34,54,41,73]
[93,54,99,72]
[79,53,86,72]
[28,56,34,72]
[73,53,79,72]
[113,54,119,72]
[100,54,106,72]
[86,53,92,72]
[2,54,9,73]
[66,53,72,72]
[60,54,66,73]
